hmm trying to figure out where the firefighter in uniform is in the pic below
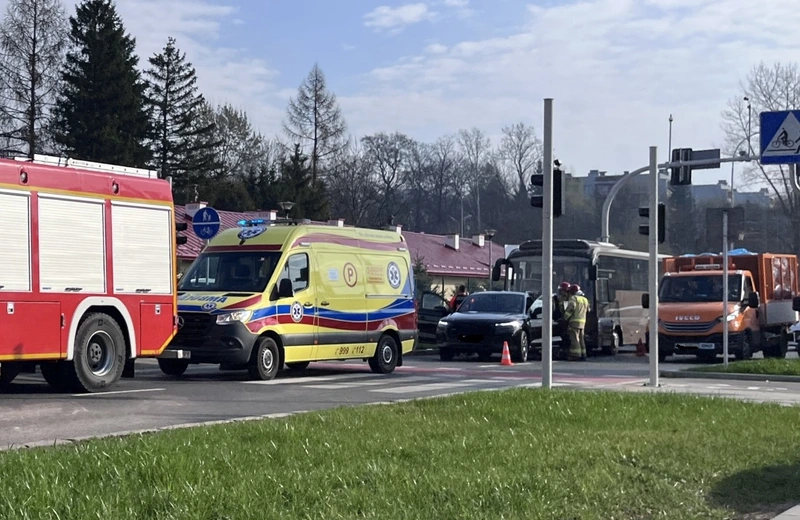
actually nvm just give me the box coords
[563,284,589,361]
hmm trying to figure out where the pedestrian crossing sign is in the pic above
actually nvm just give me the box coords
[760,110,800,164]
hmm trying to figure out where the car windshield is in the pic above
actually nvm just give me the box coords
[659,274,743,303]
[179,251,282,293]
[457,293,524,314]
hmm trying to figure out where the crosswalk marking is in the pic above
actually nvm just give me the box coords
[370,382,474,394]
[242,373,377,385]
[303,376,432,390]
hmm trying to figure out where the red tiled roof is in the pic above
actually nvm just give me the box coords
[403,231,506,278]
[175,205,506,279]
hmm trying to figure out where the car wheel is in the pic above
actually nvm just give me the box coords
[514,331,529,363]
[439,347,455,361]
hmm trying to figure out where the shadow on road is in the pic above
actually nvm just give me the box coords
[708,462,800,519]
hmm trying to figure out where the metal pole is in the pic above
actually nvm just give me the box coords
[541,98,554,389]
[648,146,659,387]
[791,164,800,194]
[722,209,729,367]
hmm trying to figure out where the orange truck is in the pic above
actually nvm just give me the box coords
[642,251,799,361]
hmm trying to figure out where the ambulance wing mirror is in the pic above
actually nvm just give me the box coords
[641,293,649,309]
[793,296,800,312]
[747,291,760,309]
[277,278,294,299]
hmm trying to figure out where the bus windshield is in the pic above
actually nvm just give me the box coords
[512,255,592,300]
[659,274,743,303]
[179,251,282,293]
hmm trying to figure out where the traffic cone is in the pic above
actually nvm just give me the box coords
[500,341,514,366]
[636,339,645,357]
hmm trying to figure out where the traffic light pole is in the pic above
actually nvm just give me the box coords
[647,146,659,388]
[599,155,759,244]
[722,209,729,367]
[541,98,554,390]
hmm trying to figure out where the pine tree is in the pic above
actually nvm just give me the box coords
[283,63,347,184]
[144,36,216,188]
[51,0,151,166]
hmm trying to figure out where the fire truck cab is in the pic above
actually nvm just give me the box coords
[0,154,181,392]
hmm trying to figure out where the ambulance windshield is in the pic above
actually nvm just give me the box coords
[179,251,282,293]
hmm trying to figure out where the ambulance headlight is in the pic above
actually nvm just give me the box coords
[216,310,253,325]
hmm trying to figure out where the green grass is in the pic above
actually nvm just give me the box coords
[1,390,800,519]
[689,358,800,376]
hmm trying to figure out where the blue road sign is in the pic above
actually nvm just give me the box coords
[760,110,800,164]
[192,207,220,240]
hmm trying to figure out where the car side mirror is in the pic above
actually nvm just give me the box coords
[641,293,649,309]
[747,291,760,309]
[793,296,800,312]
[277,278,294,299]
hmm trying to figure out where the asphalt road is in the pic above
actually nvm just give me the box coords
[2,347,799,449]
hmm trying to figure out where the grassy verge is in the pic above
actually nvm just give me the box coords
[1,390,800,519]
[689,358,800,376]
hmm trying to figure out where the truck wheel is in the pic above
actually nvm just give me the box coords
[62,313,126,393]
[369,334,398,374]
[158,359,189,377]
[735,335,753,361]
[248,336,280,381]
[0,362,21,389]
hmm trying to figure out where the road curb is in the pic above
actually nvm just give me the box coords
[660,370,800,383]
[774,504,800,519]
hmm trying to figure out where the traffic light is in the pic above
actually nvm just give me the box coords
[176,221,188,245]
[670,148,692,185]
[530,161,565,217]
[638,202,665,243]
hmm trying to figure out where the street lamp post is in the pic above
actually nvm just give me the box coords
[485,229,496,290]
[278,201,295,219]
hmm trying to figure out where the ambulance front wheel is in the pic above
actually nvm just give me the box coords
[369,334,398,374]
[248,336,280,381]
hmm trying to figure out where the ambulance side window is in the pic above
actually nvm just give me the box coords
[281,253,309,292]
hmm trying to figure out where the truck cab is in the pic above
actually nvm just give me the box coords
[643,251,798,361]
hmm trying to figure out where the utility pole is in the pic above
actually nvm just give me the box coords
[722,209,730,367]
[541,98,554,390]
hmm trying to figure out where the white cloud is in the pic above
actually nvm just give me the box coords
[424,43,448,54]
[340,0,800,184]
[443,0,468,6]
[364,3,435,33]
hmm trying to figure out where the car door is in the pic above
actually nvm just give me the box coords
[418,291,449,344]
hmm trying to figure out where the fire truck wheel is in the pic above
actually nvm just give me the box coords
[64,312,127,393]
[248,336,280,381]
[0,362,21,389]
[157,359,189,377]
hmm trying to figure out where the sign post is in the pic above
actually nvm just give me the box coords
[192,206,221,242]
[541,98,554,390]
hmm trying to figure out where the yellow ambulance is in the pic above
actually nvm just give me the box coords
[159,218,417,380]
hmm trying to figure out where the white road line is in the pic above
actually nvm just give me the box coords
[72,388,165,397]
[302,376,432,390]
[370,382,474,394]
[242,373,377,385]
[747,386,761,390]
[461,379,503,384]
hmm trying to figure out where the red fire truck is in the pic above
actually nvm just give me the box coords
[0,154,184,392]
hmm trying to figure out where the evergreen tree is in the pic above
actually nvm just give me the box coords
[277,143,328,220]
[51,0,151,166]
[144,36,216,188]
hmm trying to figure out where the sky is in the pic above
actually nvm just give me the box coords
[8,0,800,187]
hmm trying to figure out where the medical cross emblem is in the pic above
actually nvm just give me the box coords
[290,301,303,323]
[387,262,402,289]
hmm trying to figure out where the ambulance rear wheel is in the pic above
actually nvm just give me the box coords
[63,312,126,393]
[286,361,310,370]
[369,335,398,374]
[248,336,280,381]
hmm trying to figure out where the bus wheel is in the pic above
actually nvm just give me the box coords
[0,362,21,389]
[248,337,280,381]
[64,313,126,393]
[158,359,190,377]
[286,361,310,370]
[369,334,398,374]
